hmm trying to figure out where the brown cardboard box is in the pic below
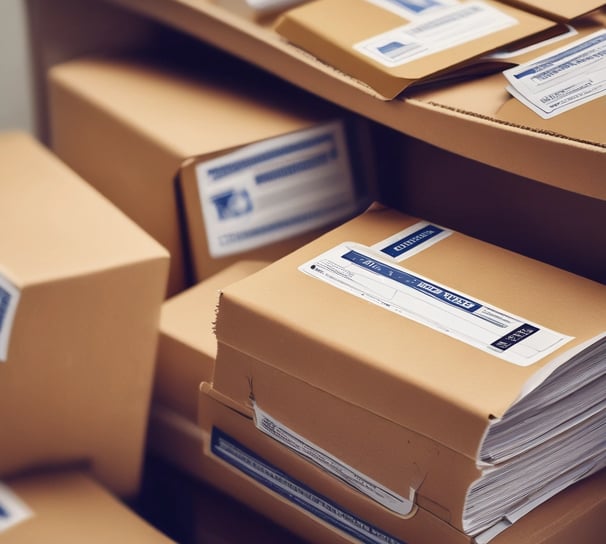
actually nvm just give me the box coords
[274,0,563,99]
[198,383,606,544]
[495,0,605,21]
[148,260,267,475]
[0,132,169,497]
[212,204,606,534]
[49,52,374,295]
[0,470,174,543]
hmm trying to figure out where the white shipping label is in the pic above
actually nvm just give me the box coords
[299,243,572,366]
[195,121,358,258]
[504,29,606,118]
[372,221,452,261]
[0,483,33,533]
[364,0,460,20]
[253,403,415,515]
[354,2,517,67]
[0,272,20,363]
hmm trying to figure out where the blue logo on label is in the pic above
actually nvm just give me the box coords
[212,190,253,220]
[0,504,7,518]
[386,0,446,13]
[380,225,444,258]
[492,324,539,351]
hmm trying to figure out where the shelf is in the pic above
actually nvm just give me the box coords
[103,0,606,200]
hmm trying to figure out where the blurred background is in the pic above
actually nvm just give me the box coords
[0,0,34,134]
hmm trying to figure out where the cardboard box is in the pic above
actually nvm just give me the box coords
[49,52,374,295]
[212,204,606,534]
[274,0,563,99]
[0,470,174,543]
[0,132,169,497]
[198,383,606,544]
[149,260,267,474]
[495,0,605,21]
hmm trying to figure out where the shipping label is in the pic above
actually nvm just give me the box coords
[195,120,358,258]
[504,29,606,118]
[354,2,517,67]
[364,0,460,20]
[299,243,572,366]
[210,427,405,544]
[253,403,415,515]
[0,272,19,363]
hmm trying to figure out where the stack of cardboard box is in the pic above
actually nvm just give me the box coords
[0,132,171,539]
[3,0,605,541]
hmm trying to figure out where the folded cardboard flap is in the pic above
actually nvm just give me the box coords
[274,0,564,99]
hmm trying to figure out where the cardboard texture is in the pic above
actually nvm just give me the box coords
[380,135,606,284]
[48,53,374,295]
[198,384,606,544]
[274,0,563,99]
[0,470,175,543]
[213,204,606,529]
[152,260,267,427]
[496,0,605,21]
[0,132,169,497]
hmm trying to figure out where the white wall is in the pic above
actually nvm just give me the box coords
[0,0,34,134]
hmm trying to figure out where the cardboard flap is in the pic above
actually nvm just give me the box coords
[275,0,563,98]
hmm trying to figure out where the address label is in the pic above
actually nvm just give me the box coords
[253,403,415,515]
[211,427,405,544]
[0,272,20,363]
[299,243,572,366]
[355,2,517,68]
[195,120,359,258]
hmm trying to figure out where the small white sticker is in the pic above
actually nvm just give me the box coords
[354,2,517,67]
[253,403,415,515]
[300,243,572,366]
[372,221,452,261]
[0,483,33,533]
[0,272,20,363]
[364,0,460,20]
[195,120,359,258]
[504,29,606,119]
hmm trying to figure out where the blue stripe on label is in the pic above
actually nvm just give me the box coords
[514,33,606,80]
[255,149,336,185]
[0,286,11,331]
[491,324,539,351]
[342,250,482,313]
[380,225,444,258]
[207,133,336,181]
[211,428,405,544]
[218,201,348,246]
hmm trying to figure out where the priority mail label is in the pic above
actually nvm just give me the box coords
[0,483,33,533]
[253,403,415,515]
[210,427,405,544]
[0,272,20,363]
[195,120,359,258]
[299,243,572,366]
[504,29,606,118]
[355,2,517,67]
